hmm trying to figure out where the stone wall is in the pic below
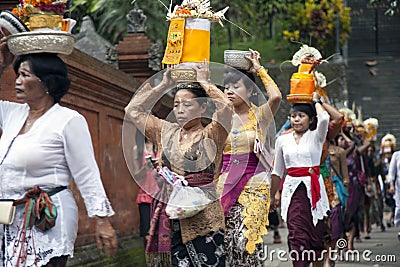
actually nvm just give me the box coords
[0,49,144,265]
[347,0,400,147]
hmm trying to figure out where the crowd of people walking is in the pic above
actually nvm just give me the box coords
[0,35,398,266]
[125,46,400,266]
[122,46,398,267]
[0,3,398,266]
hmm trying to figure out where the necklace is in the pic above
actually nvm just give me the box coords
[24,118,36,131]
[180,125,203,140]
[24,104,54,130]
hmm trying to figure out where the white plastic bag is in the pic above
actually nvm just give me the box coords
[166,183,212,219]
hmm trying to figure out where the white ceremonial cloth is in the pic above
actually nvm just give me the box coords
[388,151,400,227]
[0,101,114,267]
[272,111,330,226]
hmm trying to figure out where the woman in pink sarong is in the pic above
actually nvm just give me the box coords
[216,49,282,266]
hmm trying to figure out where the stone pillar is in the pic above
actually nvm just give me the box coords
[116,3,162,84]
[74,16,118,68]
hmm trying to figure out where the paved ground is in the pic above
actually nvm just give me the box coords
[262,219,399,267]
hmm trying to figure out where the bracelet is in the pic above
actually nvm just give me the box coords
[313,99,323,105]
[256,66,267,76]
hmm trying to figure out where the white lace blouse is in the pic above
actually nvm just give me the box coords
[272,111,330,226]
[0,101,114,267]
[388,151,400,206]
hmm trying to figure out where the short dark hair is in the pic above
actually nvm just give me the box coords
[175,82,209,105]
[13,53,71,103]
[290,103,318,131]
[174,82,215,125]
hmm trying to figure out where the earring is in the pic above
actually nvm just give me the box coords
[44,90,49,94]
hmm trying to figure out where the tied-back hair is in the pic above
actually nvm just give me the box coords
[174,82,216,125]
[175,82,209,106]
[223,70,258,105]
[13,53,71,103]
[290,103,318,131]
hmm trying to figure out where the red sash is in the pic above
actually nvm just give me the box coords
[287,166,321,209]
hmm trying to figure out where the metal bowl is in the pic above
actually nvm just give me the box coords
[224,50,252,70]
[7,31,74,56]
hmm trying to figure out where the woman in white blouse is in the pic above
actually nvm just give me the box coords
[388,151,400,237]
[271,92,330,267]
[0,39,117,266]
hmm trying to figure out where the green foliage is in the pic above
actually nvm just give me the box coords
[210,18,294,64]
[281,0,351,56]
[217,0,288,41]
[70,0,168,44]
[69,0,340,63]
[69,0,289,51]
[211,35,293,65]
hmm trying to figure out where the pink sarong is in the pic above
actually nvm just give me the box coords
[220,152,265,216]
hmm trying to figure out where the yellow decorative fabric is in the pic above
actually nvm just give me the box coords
[257,68,280,98]
[253,69,277,140]
[218,111,271,254]
[223,123,255,155]
[216,172,227,196]
[28,14,63,30]
[223,105,262,155]
[238,182,270,253]
[162,18,185,65]
[248,106,262,139]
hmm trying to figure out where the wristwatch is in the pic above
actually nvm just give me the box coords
[313,99,323,105]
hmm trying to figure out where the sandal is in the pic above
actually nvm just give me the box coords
[273,232,282,244]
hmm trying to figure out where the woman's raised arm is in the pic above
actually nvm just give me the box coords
[125,68,174,144]
[196,60,233,146]
[246,49,282,118]
[0,37,14,75]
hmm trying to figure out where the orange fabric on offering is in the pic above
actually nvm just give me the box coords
[299,63,313,73]
[181,28,210,63]
[290,73,315,95]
